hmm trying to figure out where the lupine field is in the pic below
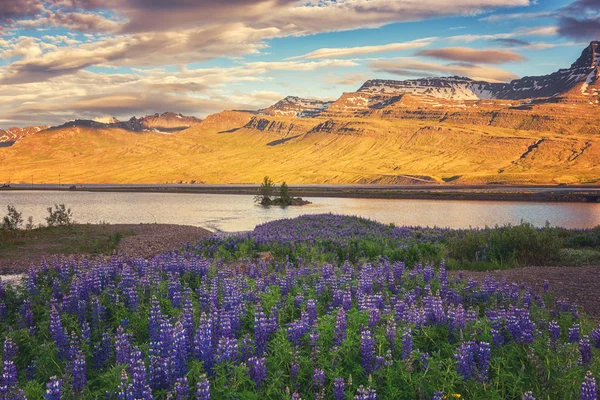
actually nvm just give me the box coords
[0,214,598,399]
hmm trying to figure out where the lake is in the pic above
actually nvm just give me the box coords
[1,191,600,232]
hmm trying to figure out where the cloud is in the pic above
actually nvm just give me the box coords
[287,38,435,60]
[416,47,526,63]
[16,11,121,33]
[370,58,519,82]
[492,38,531,47]
[479,11,555,22]
[325,72,368,85]
[0,0,43,23]
[556,0,600,39]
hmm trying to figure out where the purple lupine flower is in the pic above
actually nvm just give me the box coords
[254,304,269,356]
[307,299,318,326]
[581,371,597,400]
[549,321,561,342]
[386,318,396,350]
[44,376,63,400]
[543,280,549,293]
[117,370,134,400]
[360,328,376,374]
[290,363,299,380]
[194,313,214,374]
[72,349,87,393]
[402,329,413,361]
[570,324,581,343]
[334,378,345,400]
[476,342,491,382]
[216,337,238,364]
[26,365,37,381]
[49,305,68,359]
[334,308,347,346]
[455,341,475,381]
[173,377,190,400]
[247,357,267,388]
[580,336,593,365]
[432,392,444,400]
[313,368,325,388]
[354,385,377,400]
[196,374,211,400]
[522,392,536,400]
[592,325,600,349]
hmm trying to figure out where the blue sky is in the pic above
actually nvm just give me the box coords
[0,0,597,127]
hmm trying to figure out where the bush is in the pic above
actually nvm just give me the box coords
[448,222,563,267]
[1,205,23,230]
[45,204,74,227]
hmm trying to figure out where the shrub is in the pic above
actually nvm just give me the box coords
[1,205,23,230]
[45,204,74,227]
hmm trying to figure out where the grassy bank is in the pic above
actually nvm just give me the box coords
[0,225,134,259]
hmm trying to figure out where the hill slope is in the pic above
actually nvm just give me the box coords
[1,42,600,185]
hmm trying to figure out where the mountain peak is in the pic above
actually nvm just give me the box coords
[571,40,600,70]
[261,96,333,117]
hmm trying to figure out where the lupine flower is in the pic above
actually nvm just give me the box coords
[196,374,211,400]
[569,324,581,343]
[432,392,444,400]
[247,357,267,388]
[333,378,345,400]
[581,371,597,400]
[580,336,593,365]
[360,328,376,374]
[334,308,347,346]
[591,325,600,349]
[44,376,63,400]
[354,385,377,400]
[522,392,536,400]
[402,329,413,361]
[549,321,561,342]
[72,349,87,393]
[313,368,325,388]
[173,377,190,400]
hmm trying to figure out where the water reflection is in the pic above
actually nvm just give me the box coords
[1,191,599,232]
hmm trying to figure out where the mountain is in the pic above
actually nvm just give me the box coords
[260,96,334,117]
[0,126,48,147]
[50,112,202,133]
[1,42,600,185]
[355,41,600,102]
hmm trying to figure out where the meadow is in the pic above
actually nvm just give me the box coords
[0,214,598,399]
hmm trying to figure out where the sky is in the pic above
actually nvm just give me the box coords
[0,0,599,128]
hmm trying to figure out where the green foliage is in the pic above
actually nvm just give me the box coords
[46,204,74,227]
[255,176,275,205]
[1,205,23,230]
[279,181,290,200]
[447,222,563,268]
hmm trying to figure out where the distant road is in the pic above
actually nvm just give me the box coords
[3,183,600,202]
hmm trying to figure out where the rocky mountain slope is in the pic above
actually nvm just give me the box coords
[49,112,202,134]
[260,96,333,117]
[0,126,48,146]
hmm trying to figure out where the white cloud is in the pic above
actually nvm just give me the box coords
[287,38,435,60]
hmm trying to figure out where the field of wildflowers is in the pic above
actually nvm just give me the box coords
[0,214,598,399]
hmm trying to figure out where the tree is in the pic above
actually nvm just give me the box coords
[46,204,74,227]
[255,176,274,205]
[279,182,292,205]
[1,205,23,230]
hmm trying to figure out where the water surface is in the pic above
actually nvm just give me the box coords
[1,191,600,232]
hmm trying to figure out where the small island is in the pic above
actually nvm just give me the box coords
[255,176,311,206]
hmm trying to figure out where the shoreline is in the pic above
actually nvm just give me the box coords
[3,183,600,203]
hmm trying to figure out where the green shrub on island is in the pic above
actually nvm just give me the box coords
[255,176,310,206]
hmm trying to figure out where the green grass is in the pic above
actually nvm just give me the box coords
[0,225,134,259]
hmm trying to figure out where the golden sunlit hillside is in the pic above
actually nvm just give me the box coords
[1,110,599,185]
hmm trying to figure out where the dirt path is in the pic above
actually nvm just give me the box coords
[0,224,211,274]
[450,266,600,320]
